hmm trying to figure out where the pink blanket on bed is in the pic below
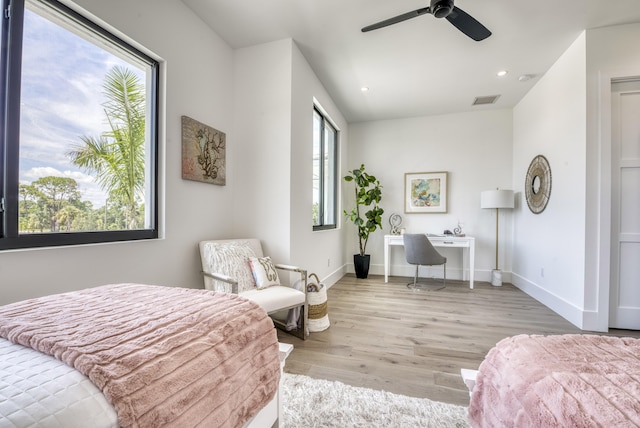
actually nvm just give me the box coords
[469,334,640,427]
[0,283,280,428]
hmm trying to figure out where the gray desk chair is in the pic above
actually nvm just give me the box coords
[403,233,447,290]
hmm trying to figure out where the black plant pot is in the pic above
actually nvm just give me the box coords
[353,254,371,279]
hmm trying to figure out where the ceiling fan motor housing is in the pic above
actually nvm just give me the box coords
[431,0,454,18]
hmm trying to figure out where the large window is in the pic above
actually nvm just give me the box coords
[312,106,337,231]
[0,0,159,250]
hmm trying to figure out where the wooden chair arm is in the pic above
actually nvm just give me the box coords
[202,271,239,294]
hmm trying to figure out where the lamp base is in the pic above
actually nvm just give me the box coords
[491,269,503,286]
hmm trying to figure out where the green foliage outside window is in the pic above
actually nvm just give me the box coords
[18,66,146,234]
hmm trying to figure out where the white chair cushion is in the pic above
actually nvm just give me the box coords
[241,286,305,314]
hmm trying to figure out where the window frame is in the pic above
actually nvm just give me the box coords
[0,0,159,250]
[312,106,338,231]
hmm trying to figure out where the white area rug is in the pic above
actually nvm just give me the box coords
[282,373,470,428]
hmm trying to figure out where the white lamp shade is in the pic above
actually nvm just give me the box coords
[481,189,514,209]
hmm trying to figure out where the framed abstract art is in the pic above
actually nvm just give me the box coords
[404,171,448,213]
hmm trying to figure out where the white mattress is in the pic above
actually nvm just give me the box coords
[0,338,118,428]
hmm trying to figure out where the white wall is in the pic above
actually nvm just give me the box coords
[347,110,513,281]
[290,43,349,285]
[1,2,350,304]
[1,0,234,304]
[510,24,640,332]
[512,33,588,328]
[232,39,348,285]
[232,40,293,261]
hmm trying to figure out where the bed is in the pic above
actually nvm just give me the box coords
[467,334,640,427]
[0,283,289,427]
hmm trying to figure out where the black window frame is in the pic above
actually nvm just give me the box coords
[0,0,159,250]
[312,106,338,231]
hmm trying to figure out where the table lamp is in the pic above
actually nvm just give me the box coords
[481,189,514,286]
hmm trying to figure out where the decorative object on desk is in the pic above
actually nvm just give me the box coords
[525,154,552,214]
[454,221,465,237]
[343,164,384,278]
[181,115,226,185]
[481,189,514,286]
[404,172,447,213]
[306,273,329,332]
[443,230,453,235]
[389,213,403,235]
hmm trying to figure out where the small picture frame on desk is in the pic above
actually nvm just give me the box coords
[404,171,448,213]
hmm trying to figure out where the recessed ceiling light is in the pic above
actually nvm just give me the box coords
[361,86,370,92]
[496,70,508,77]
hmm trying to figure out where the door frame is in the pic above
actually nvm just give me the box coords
[597,71,640,330]
[609,78,640,328]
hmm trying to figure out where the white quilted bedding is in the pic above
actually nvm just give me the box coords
[0,338,118,428]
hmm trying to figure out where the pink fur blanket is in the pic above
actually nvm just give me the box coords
[468,334,640,427]
[0,283,280,427]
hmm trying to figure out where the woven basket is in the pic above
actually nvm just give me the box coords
[307,273,330,332]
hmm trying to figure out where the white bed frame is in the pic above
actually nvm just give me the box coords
[244,343,293,428]
[461,368,479,398]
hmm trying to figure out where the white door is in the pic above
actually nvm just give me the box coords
[610,80,640,329]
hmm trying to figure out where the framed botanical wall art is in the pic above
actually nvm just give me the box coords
[181,115,226,185]
[404,171,448,213]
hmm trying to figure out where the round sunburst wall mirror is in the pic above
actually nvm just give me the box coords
[525,155,552,214]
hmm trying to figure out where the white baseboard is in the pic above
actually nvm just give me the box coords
[510,272,605,331]
[322,266,347,289]
[345,263,510,284]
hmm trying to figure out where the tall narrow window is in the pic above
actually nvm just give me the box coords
[312,107,337,230]
[1,0,159,250]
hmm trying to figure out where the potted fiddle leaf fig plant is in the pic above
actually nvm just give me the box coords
[343,164,384,278]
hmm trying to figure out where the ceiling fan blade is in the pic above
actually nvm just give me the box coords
[362,7,430,32]
[445,6,491,41]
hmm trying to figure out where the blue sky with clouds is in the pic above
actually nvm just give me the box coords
[19,6,144,208]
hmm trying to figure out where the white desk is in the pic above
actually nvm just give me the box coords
[384,234,475,289]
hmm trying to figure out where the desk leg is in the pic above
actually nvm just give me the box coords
[384,240,389,283]
[469,242,475,289]
[463,247,468,283]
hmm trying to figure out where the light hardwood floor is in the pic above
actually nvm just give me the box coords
[277,274,640,407]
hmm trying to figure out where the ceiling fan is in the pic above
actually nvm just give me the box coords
[361,0,491,42]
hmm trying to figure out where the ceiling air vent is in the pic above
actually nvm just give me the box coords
[473,95,500,106]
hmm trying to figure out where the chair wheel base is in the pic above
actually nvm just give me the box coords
[407,282,445,291]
